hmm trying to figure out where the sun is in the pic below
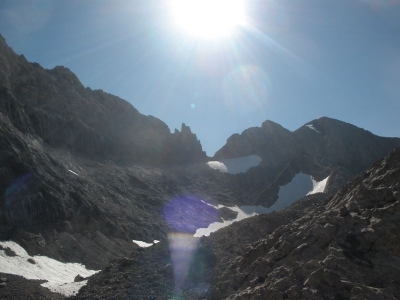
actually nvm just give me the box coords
[170,0,246,39]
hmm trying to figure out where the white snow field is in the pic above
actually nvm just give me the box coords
[194,204,271,237]
[206,154,262,174]
[132,239,160,248]
[309,176,329,194]
[0,241,99,297]
[306,124,321,133]
[194,174,329,237]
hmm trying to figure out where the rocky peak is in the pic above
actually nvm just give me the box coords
[181,123,191,133]
[0,34,11,53]
[214,119,301,164]
[169,123,206,163]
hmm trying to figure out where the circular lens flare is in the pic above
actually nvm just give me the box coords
[163,196,220,233]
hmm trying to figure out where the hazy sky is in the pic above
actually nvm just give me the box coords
[1,0,399,156]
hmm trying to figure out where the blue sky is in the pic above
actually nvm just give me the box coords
[1,0,399,156]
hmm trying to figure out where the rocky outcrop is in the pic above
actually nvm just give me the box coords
[168,123,206,163]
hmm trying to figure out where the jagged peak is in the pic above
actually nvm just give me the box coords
[181,123,192,133]
[0,34,15,55]
[0,33,6,45]
[173,123,194,135]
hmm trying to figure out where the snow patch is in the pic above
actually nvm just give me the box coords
[194,174,329,237]
[206,154,262,174]
[308,176,329,195]
[275,173,329,210]
[0,241,98,297]
[132,240,154,248]
[68,170,79,176]
[274,173,314,210]
[306,124,321,133]
[206,161,228,173]
[194,204,270,237]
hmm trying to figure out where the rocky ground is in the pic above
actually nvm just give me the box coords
[0,273,65,300]
[71,243,176,300]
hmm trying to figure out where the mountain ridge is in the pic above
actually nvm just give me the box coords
[0,33,206,165]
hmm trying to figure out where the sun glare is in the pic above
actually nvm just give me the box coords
[170,0,246,38]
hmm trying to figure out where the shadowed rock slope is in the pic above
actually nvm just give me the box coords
[74,147,400,299]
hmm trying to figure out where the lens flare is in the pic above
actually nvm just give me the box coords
[163,196,220,233]
[163,197,219,292]
[168,233,199,288]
